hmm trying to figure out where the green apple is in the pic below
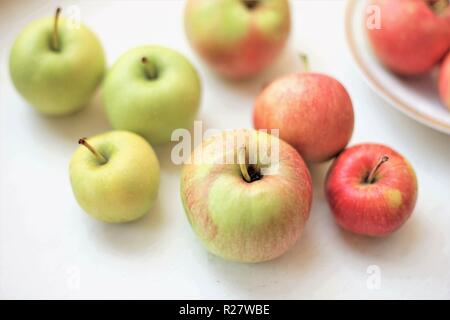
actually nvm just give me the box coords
[185,0,291,79]
[69,131,160,223]
[9,8,106,116]
[102,46,201,145]
[180,129,312,263]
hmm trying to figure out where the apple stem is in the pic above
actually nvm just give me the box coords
[242,0,259,10]
[239,147,252,183]
[52,7,62,51]
[367,155,389,184]
[238,146,262,183]
[141,57,157,79]
[299,53,310,72]
[78,138,107,164]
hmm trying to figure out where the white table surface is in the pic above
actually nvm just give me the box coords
[1,0,449,300]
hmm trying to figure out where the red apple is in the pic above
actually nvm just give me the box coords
[253,72,354,163]
[184,0,290,79]
[439,52,450,110]
[366,0,450,76]
[325,144,418,237]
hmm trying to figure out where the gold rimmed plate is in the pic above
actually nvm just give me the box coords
[345,0,450,135]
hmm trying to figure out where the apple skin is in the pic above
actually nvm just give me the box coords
[366,0,450,76]
[69,131,160,223]
[439,52,450,110]
[325,144,418,237]
[103,46,201,145]
[9,16,105,116]
[184,0,290,79]
[253,72,354,163]
[180,129,312,263]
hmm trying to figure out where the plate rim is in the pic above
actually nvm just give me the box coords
[344,0,450,135]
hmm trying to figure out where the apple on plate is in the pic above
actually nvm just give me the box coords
[102,46,201,145]
[325,144,418,237]
[439,52,450,110]
[366,0,450,76]
[253,71,354,163]
[184,0,290,79]
[180,129,312,263]
[69,131,160,223]
[9,8,106,116]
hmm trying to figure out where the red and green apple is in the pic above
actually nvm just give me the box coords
[180,129,312,262]
[184,0,291,79]
[253,72,354,163]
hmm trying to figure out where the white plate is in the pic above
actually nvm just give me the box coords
[345,0,450,135]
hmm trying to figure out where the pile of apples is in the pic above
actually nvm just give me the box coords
[9,0,419,264]
[366,0,450,109]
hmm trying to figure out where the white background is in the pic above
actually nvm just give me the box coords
[0,0,449,299]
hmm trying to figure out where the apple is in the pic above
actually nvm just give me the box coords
[439,52,450,110]
[366,0,450,76]
[325,144,418,237]
[180,129,312,263]
[102,46,201,145]
[253,72,354,163]
[184,0,290,79]
[69,131,160,223]
[9,8,106,116]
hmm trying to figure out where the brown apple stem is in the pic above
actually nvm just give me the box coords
[141,57,157,79]
[78,138,107,164]
[52,7,62,51]
[242,0,259,10]
[238,146,262,183]
[239,147,252,183]
[299,53,310,72]
[367,155,389,184]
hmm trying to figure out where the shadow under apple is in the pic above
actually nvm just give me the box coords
[86,197,165,255]
[26,89,111,145]
[153,115,216,174]
[308,160,333,197]
[335,213,422,262]
[202,42,306,102]
[203,223,318,298]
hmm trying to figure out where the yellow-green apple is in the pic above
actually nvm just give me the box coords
[439,52,450,110]
[253,72,354,163]
[180,129,312,263]
[325,144,418,237]
[366,0,450,76]
[102,46,201,145]
[184,0,290,79]
[9,8,105,116]
[69,131,160,223]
